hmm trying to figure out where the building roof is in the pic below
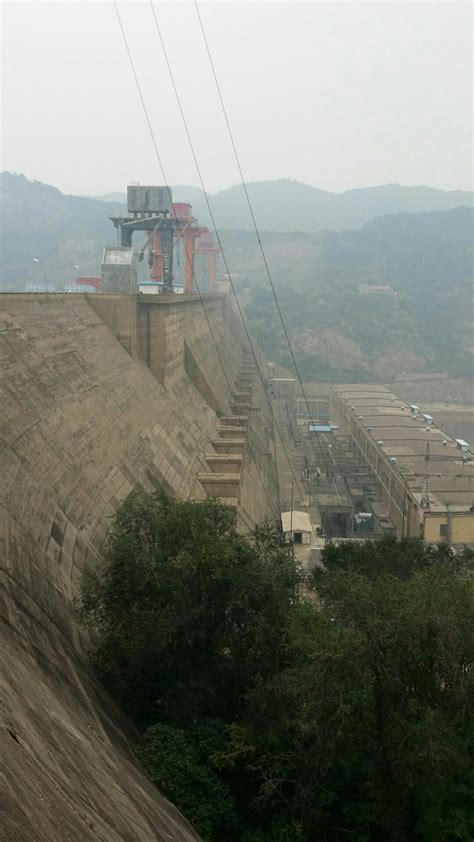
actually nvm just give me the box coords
[281,510,313,534]
[331,384,474,512]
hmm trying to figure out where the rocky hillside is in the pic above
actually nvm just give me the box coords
[235,207,473,381]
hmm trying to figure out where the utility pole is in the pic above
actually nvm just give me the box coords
[33,257,48,296]
[401,486,408,538]
[420,442,431,509]
[447,503,452,544]
[290,482,294,541]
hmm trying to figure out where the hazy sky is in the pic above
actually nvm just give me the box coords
[1,1,472,195]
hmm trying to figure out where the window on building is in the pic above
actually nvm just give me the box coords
[293,531,303,544]
[439,523,449,539]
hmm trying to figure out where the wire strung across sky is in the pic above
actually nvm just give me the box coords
[148,0,311,517]
[113,0,278,522]
[193,0,337,490]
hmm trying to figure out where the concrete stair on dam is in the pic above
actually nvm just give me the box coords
[216,424,249,439]
[198,349,281,529]
[236,376,254,389]
[211,437,246,455]
[232,387,253,399]
[230,400,252,415]
[197,365,256,507]
[220,415,248,429]
[205,453,243,475]
[198,473,241,502]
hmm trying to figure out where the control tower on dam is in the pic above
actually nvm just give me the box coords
[0,288,278,839]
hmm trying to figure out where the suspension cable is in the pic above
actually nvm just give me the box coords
[148,0,310,518]
[113,1,276,519]
[193,0,336,488]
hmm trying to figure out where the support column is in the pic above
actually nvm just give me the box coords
[183,231,197,293]
[160,221,174,292]
[209,252,217,291]
[150,231,163,282]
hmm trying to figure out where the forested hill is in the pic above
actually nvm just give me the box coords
[94,178,473,233]
[0,172,125,289]
[238,206,474,381]
[319,206,474,291]
[1,171,472,290]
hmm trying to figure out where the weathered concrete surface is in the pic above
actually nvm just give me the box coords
[1,601,198,841]
[0,292,278,840]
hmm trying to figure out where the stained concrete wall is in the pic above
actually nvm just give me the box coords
[0,292,278,839]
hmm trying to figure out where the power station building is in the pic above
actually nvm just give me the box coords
[329,384,474,545]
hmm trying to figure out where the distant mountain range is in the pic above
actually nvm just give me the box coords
[1,171,472,291]
[1,171,472,383]
[93,179,473,233]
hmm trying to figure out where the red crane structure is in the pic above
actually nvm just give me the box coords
[105,186,219,294]
[193,231,220,292]
[148,201,219,293]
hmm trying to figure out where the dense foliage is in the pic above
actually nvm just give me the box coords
[80,493,474,841]
[80,492,302,729]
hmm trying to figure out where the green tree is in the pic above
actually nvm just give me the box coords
[135,719,237,840]
[79,491,301,729]
[80,497,473,841]
[232,538,474,840]
[315,538,474,840]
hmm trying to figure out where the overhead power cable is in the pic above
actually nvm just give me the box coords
[193,0,335,487]
[113,1,276,520]
[148,0,310,519]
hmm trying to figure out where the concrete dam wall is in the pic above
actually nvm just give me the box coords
[0,292,278,840]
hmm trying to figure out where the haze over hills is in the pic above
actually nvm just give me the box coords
[93,184,206,208]
[92,178,473,233]
[235,206,473,382]
[0,172,124,288]
[1,171,472,383]
[2,171,472,291]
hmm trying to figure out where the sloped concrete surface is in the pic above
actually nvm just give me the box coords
[1,595,199,841]
[0,293,277,838]
[0,294,247,840]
